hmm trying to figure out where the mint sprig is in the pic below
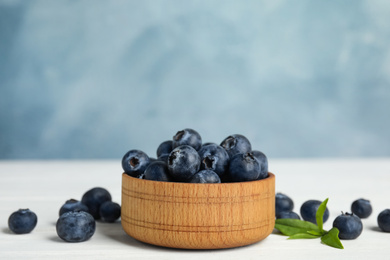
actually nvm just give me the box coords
[274,198,344,249]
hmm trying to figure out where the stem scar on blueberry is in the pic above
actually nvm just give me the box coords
[203,156,215,168]
[174,131,184,141]
[168,153,177,165]
[130,157,139,168]
[223,136,236,149]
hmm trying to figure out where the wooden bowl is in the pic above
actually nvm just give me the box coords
[121,173,275,249]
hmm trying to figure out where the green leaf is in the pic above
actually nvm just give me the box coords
[321,227,344,249]
[275,218,321,236]
[307,230,325,236]
[288,233,321,239]
[316,198,329,232]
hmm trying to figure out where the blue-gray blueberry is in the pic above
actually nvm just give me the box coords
[8,209,37,234]
[81,187,112,219]
[220,134,251,158]
[275,193,294,217]
[122,149,150,177]
[351,199,372,219]
[59,199,89,217]
[172,128,202,151]
[144,161,172,182]
[252,150,268,180]
[276,211,301,220]
[333,212,363,239]
[198,143,229,177]
[300,200,329,224]
[189,169,221,183]
[378,209,390,232]
[228,152,260,182]
[56,211,95,242]
[99,201,121,223]
[168,145,201,181]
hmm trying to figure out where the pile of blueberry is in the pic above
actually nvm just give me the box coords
[275,193,390,239]
[122,128,268,183]
[8,187,121,243]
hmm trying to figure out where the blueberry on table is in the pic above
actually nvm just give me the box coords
[8,209,37,234]
[144,161,172,182]
[167,145,201,181]
[333,212,363,239]
[156,140,173,158]
[351,199,372,219]
[59,199,89,217]
[377,209,390,232]
[122,149,150,177]
[252,150,268,180]
[189,170,221,183]
[228,152,260,182]
[198,143,229,177]
[81,187,112,219]
[300,200,329,224]
[220,134,251,158]
[99,201,121,223]
[172,128,202,151]
[56,211,95,242]
[275,193,294,217]
[276,211,301,220]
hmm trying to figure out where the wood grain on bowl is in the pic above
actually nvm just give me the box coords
[121,173,275,249]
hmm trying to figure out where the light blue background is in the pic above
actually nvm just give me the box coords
[1,0,390,159]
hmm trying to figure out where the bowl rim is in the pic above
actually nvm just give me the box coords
[122,172,274,187]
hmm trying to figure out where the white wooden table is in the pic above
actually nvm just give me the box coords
[0,159,389,260]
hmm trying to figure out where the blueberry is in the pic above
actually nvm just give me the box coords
[276,211,301,220]
[8,209,38,234]
[172,128,202,151]
[275,193,294,217]
[99,201,121,223]
[121,149,150,177]
[300,200,329,224]
[56,211,95,242]
[351,199,372,219]
[167,145,201,181]
[156,140,173,158]
[198,143,229,177]
[144,161,172,181]
[228,152,260,182]
[333,212,363,239]
[252,150,268,180]
[220,134,251,158]
[59,199,89,216]
[189,170,221,183]
[377,209,390,232]
[81,187,112,219]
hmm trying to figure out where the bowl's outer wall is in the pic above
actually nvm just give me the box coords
[121,173,275,249]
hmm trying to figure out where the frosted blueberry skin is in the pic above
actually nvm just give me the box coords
[144,161,172,182]
[122,149,150,177]
[8,209,37,234]
[168,145,201,181]
[59,199,89,217]
[378,209,390,232]
[81,187,112,219]
[275,193,294,217]
[276,211,301,220]
[56,211,95,242]
[172,128,202,151]
[351,199,372,219]
[198,143,229,177]
[252,150,268,180]
[300,200,329,224]
[189,170,221,183]
[156,140,173,158]
[333,212,363,239]
[220,134,252,158]
[228,152,260,182]
[99,201,121,223]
